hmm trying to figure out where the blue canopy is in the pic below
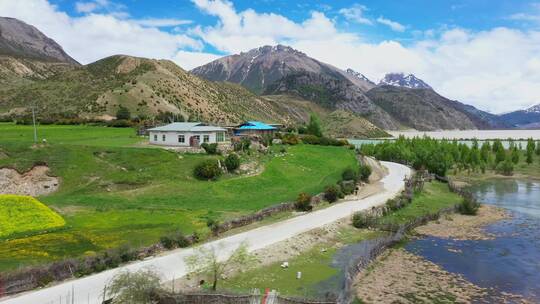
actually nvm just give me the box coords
[236,121,277,130]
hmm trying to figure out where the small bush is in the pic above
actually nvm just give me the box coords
[495,160,514,176]
[282,133,300,145]
[352,212,377,228]
[107,119,131,128]
[160,231,191,249]
[295,192,312,211]
[116,106,131,120]
[224,153,240,171]
[358,164,372,182]
[301,135,321,145]
[458,195,480,215]
[324,184,341,203]
[194,160,222,180]
[342,168,358,181]
[385,198,401,211]
[201,143,219,155]
[339,180,356,195]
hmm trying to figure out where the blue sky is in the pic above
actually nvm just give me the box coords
[1,0,540,113]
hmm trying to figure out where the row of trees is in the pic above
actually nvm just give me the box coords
[359,136,540,177]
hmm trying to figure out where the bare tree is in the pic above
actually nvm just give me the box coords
[184,243,255,291]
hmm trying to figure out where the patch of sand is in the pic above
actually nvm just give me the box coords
[414,205,509,240]
[0,166,59,196]
[355,248,530,304]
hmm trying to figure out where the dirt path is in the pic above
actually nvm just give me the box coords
[0,166,59,196]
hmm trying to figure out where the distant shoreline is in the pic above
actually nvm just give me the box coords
[388,129,540,140]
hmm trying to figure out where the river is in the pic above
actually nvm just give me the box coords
[406,179,540,301]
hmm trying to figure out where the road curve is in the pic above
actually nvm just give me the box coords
[1,161,411,304]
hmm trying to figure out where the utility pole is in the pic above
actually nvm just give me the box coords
[31,105,38,143]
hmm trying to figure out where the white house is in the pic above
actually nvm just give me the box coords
[148,122,228,147]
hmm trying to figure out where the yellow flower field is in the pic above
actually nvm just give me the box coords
[0,195,66,238]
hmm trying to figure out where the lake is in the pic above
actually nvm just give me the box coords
[406,179,540,301]
[389,129,540,140]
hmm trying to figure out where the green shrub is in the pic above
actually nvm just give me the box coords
[224,153,240,171]
[107,119,131,128]
[359,164,372,182]
[342,167,358,181]
[458,195,480,215]
[160,230,191,249]
[339,180,356,195]
[385,198,400,211]
[282,133,300,145]
[352,212,377,228]
[116,106,131,120]
[295,192,312,211]
[201,143,219,155]
[495,160,514,176]
[301,135,321,145]
[194,160,222,180]
[324,184,341,203]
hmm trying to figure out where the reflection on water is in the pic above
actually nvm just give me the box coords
[406,179,540,301]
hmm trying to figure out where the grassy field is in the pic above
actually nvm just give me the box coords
[377,181,461,226]
[221,229,383,298]
[0,123,357,271]
[0,195,65,238]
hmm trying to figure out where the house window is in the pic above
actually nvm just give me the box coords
[203,135,210,143]
[162,134,166,141]
[216,132,224,142]
[178,135,185,143]
[153,134,157,141]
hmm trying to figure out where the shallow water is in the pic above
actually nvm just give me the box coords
[406,179,540,301]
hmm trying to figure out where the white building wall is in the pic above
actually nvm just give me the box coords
[148,131,223,147]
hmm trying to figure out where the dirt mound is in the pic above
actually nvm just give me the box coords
[0,166,59,196]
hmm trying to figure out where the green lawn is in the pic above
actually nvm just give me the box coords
[378,181,461,226]
[0,123,357,271]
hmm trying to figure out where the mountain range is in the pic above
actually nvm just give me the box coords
[0,17,537,137]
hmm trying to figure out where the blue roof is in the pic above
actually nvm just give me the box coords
[237,121,277,130]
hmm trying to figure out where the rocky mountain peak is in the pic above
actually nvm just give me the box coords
[345,68,375,86]
[0,17,78,64]
[379,73,432,90]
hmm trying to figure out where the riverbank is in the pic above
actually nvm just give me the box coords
[353,203,531,304]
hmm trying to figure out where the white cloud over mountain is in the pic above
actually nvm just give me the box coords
[0,0,539,113]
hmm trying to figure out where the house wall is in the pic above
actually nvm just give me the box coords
[149,131,226,147]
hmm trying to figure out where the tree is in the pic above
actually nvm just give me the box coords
[224,153,240,171]
[184,243,255,291]
[106,270,161,304]
[511,147,520,164]
[201,143,219,155]
[495,146,506,164]
[536,141,540,156]
[116,106,131,120]
[306,113,323,137]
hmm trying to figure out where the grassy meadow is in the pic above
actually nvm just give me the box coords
[0,123,357,271]
[377,181,461,226]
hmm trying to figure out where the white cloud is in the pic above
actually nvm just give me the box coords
[0,0,202,64]
[133,18,192,27]
[75,2,99,13]
[172,50,221,70]
[339,4,372,25]
[190,0,348,53]
[376,16,406,32]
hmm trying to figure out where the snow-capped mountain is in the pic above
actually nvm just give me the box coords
[525,104,540,113]
[345,68,376,86]
[500,103,540,128]
[379,73,432,90]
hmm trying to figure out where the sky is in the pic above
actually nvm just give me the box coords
[1,0,540,113]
